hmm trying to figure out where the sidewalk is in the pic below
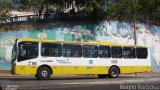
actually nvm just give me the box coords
[136,72,160,76]
[0,70,10,74]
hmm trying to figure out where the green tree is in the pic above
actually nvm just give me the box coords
[15,0,160,24]
[0,0,12,23]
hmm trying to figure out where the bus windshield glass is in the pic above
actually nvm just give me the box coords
[18,42,38,62]
[11,44,16,63]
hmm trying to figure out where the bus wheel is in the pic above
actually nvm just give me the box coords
[108,66,120,78]
[97,74,107,78]
[36,67,51,80]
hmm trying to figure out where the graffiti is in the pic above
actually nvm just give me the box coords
[0,21,160,71]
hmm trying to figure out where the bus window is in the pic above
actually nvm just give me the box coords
[99,46,111,58]
[123,47,135,59]
[18,42,38,62]
[41,43,61,57]
[63,44,72,57]
[111,47,122,58]
[136,48,148,59]
[63,44,82,57]
[83,45,98,58]
[72,45,82,57]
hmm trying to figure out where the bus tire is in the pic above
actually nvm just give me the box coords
[97,74,107,78]
[108,66,120,78]
[36,67,51,80]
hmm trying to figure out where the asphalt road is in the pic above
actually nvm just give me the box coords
[0,75,160,90]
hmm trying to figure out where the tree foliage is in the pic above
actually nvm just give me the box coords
[0,0,12,22]
[107,0,160,25]
[1,0,159,25]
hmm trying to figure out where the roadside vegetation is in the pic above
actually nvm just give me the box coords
[16,0,160,25]
[0,0,160,31]
[0,0,12,23]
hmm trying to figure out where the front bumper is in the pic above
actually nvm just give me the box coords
[10,66,15,75]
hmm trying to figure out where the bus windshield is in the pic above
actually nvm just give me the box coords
[18,42,38,62]
[11,44,17,64]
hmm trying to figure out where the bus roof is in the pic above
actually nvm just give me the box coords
[16,38,148,48]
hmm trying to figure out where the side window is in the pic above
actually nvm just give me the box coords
[18,42,38,62]
[41,43,61,57]
[63,44,82,57]
[123,47,135,58]
[72,45,82,57]
[111,47,122,58]
[83,45,98,58]
[63,44,72,57]
[99,46,111,58]
[136,48,148,59]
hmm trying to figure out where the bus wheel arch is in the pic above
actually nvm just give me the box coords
[108,65,120,78]
[36,65,53,80]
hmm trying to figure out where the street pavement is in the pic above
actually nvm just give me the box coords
[0,73,160,90]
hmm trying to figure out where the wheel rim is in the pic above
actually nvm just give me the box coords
[41,70,48,77]
[111,70,117,77]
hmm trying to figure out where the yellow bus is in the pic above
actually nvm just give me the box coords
[11,38,151,80]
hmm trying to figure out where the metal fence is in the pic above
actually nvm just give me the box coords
[4,12,90,23]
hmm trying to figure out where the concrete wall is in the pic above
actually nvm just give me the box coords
[0,21,160,72]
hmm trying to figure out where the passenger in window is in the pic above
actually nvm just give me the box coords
[84,51,91,57]
[52,51,56,56]
[118,53,122,58]
[101,52,106,57]
[74,50,81,57]
[99,51,103,57]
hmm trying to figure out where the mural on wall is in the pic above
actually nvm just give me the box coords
[95,21,135,44]
[0,32,16,70]
[0,21,160,72]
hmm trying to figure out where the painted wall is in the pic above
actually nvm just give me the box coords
[0,21,160,72]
